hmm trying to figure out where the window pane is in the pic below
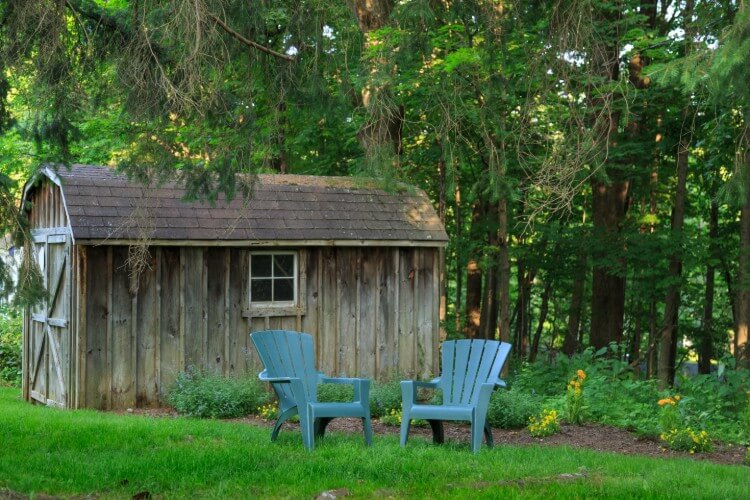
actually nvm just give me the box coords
[251,255,273,277]
[274,254,294,277]
[251,279,273,302]
[274,278,294,301]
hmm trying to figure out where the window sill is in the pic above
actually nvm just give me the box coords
[243,304,306,318]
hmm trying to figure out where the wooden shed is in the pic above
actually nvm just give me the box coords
[21,164,448,409]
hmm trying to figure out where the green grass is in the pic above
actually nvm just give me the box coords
[1,388,747,498]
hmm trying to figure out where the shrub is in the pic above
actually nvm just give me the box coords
[486,388,543,429]
[369,380,402,418]
[660,428,712,453]
[166,370,270,419]
[0,308,22,387]
[379,408,428,427]
[528,409,560,438]
[316,380,402,418]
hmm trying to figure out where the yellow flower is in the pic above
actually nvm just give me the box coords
[657,397,676,406]
[577,369,586,380]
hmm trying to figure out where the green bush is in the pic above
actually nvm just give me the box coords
[487,388,543,429]
[0,308,22,387]
[316,379,402,418]
[368,380,402,417]
[166,370,270,419]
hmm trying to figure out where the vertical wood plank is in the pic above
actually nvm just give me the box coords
[227,249,246,376]
[110,247,135,409]
[76,245,87,408]
[160,248,181,395]
[320,247,337,374]
[136,249,159,406]
[300,249,320,343]
[183,248,205,370]
[223,249,231,376]
[398,249,416,377]
[206,249,227,374]
[85,247,109,409]
[337,249,356,376]
[417,249,434,379]
[359,248,378,378]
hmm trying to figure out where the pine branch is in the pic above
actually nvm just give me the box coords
[207,12,294,63]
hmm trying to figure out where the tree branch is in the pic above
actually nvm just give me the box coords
[207,12,294,62]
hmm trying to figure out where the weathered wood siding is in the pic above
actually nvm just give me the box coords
[79,245,440,409]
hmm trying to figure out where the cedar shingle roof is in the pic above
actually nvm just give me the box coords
[34,164,448,245]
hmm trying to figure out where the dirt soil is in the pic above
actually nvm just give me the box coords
[119,408,748,466]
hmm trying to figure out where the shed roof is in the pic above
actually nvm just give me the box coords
[28,164,448,246]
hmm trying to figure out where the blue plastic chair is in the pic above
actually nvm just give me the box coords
[250,330,373,450]
[400,339,512,453]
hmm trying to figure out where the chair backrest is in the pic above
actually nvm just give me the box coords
[250,330,319,405]
[439,339,512,406]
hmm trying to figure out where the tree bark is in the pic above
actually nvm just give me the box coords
[497,196,511,343]
[350,0,403,159]
[658,0,693,387]
[454,183,463,334]
[529,279,552,362]
[563,253,586,355]
[698,200,719,374]
[464,202,483,338]
[737,123,750,367]
[590,178,629,350]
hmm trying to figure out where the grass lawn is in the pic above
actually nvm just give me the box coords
[1,388,748,498]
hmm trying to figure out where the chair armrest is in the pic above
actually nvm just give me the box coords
[401,380,439,409]
[319,376,363,385]
[495,379,507,389]
[319,376,371,403]
[259,371,295,384]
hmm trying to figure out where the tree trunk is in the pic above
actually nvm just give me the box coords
[350,0,402,159]
[658,0,693,387]
[479,265,498,340]
[563,253,586,355]
[698,200,718,374]
[454,183,463,334]
[529,279,552,362]
[737,123,750,367]
[480,203,500,340]
[465,203,483,338]
[514,259,531,357]
[590,178,629,350]
[497,196,511,343]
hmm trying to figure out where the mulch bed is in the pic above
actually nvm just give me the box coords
[119,407,748,467]
[253,417,747,467]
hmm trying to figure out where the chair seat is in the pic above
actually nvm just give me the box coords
[309,401,369,418]
[409,404,473,421]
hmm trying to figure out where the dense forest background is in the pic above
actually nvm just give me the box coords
[0,0,749,388]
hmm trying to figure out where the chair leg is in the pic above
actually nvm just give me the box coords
[471,415,488,453]
[362,417,373,446]
[271,407,298,442]
[427,420,444,444]
[314,417,333,439]
[484,422,494,448]
[299,405,315,451]
[400,414,411,447]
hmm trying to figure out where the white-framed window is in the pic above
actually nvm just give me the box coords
[249,251,298,306]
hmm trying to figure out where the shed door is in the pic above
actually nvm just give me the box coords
[29,231,71,408]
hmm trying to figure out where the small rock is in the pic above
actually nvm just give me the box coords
[126,408,134,413]
[315,488,350,499]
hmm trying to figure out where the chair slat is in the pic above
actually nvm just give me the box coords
[469,342,501,405]
[440,341,456,401]
[449,340,472,405]
[460,340,489,405]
